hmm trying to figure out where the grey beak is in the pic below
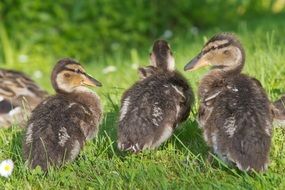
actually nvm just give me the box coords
[86,74,102,87]
[184,53,202,71]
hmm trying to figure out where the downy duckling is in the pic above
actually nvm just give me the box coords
[23,58,102,171]
[118,40,194,152]
[0,69,48,127]
[184,33,273,172]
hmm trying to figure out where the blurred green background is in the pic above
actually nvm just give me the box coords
[1,0,285,95]
[1,0,285,65]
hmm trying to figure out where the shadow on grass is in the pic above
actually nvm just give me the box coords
[172,118,208,157]
[91,101,262,178]
[98,110,119,142]
[171,118,253,177]
[95,105,210,160]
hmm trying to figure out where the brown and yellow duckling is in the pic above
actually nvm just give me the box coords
[184,33,273,172]
[0,69,48,128]
[118,40,194,152]
[23,58,102,171]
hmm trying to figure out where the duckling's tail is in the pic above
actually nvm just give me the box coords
[230,127,271,172]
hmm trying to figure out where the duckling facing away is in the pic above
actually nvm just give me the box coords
[118,40,194,153]
[23,58,102,171]
[184,33,273,172]
[0,69,48,127]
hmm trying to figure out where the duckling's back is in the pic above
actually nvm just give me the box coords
[0,69,48,127]
[200,73,272,171]
[23,93,99,170]
[118,71,193,152]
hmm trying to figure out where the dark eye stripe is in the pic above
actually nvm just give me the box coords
[63,68,86,75]
[203,42,231,55]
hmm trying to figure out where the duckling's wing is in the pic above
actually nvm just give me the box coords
[220,76,272,172]
[118,92,177,152]
[0,69,47,107]
[118,75,190,152]
[248,76,263,88]
[229,119,271,172]
[170,72,194,123]
[28,97,89,140]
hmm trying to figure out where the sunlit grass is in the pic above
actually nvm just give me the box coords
[1,19,285,189]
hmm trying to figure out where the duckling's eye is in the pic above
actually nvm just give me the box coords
[64,73,71,78]
[223,50,230,55]
[75,69,80,73]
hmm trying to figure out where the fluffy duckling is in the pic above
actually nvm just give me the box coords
[118,40,194,152]
[23,58,102,171]
[0,69,48,127]
[184,33,273,172]
[272,95,285,125]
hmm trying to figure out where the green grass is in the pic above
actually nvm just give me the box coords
[1,18,285,189]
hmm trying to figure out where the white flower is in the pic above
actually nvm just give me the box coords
[33,70,43,79]
[163,30,173,39]
[190,26,199,36]
[18,54,29,63]
[0,159,14,178]
[102,65,117,74]
[131,63,139,70]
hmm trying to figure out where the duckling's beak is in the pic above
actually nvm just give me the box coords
[184,52,209,71]
[82,74,102,87]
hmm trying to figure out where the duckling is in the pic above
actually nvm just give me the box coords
[118,40,194,152]
[23,58,102,171]
[272,95,285,125]
[184,33,272,172]
[0,69,48,128]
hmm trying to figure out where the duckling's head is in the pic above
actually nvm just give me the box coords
[150,40,175,71]
[184,33,245,73]
[138,66,158,79]
[51,58,102,93]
